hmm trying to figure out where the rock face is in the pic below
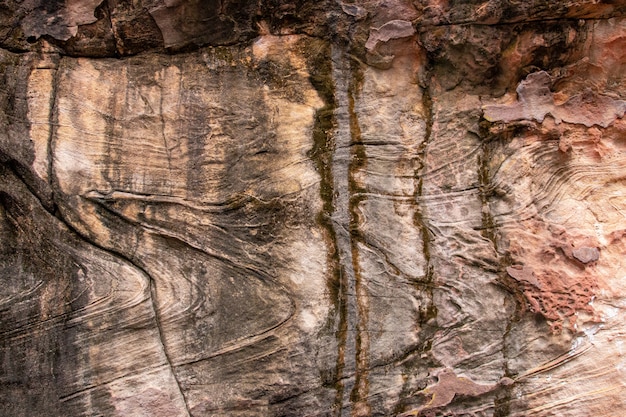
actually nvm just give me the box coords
[1,1,625,416]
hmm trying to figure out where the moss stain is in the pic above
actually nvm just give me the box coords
[478,140,498,248]
[346,56,371,417]
[303,39,347,415]
[478,119,516,417]
[415,85,434,282]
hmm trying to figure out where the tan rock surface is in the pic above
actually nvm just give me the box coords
[1,1,625,416]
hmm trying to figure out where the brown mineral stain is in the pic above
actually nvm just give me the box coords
[347,56,371,417]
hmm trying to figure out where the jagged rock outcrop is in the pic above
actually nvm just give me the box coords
[1,1,625,416]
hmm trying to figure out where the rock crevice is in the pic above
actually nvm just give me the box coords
[1,1,625,416]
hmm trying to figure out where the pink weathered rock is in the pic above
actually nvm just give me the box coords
[1,1,625,416]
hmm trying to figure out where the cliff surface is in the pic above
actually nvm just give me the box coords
[1,1,625,416]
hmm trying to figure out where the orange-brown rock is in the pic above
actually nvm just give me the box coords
[1,1,625,416]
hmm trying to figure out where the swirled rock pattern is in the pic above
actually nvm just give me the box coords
[1,1,625,416]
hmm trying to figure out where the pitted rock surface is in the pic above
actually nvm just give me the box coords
[1,1,625,416]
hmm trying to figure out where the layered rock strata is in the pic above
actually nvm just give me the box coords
[1,1,625,416]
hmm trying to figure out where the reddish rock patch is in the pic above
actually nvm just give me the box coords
[505,223,601,333]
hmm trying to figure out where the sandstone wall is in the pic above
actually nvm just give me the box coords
[1,1,625,416]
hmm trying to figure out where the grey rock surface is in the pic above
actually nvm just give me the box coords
[1,1,625,416]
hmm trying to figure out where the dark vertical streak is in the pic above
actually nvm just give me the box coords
[392,82,439,415]
[414,84,436,322]
[477,137,498,249]
[322,45,362,417]
[304,39,346,415]
[416,85,433,284]
[346,58,370,417]
[334,268,349,417]
[478,122,512,417]
[46,57,60,209]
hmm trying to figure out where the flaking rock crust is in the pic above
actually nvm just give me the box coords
[1,1,625,416]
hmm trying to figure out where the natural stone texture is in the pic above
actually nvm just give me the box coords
[1,1,625,417]
[483,71,626,128]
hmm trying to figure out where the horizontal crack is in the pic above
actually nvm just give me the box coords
[419,14,626,29]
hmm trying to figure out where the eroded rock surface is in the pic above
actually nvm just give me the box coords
[1,1,625,416]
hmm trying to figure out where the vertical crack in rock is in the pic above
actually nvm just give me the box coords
[330,44,356,417]
[322,44,372,417]
[346,56,370,417]
[148,271,192,417]
[477,122,512,417]
[305,38,345,413]
[46,55,60,205]
[416,84,434,288]
[477,136,497,250]
[413,80,437,351]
